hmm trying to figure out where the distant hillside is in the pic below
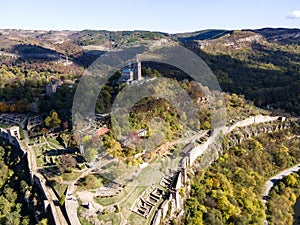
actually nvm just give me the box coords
[0,29,168,66]
[173,29,232,41]
[181,28,300,116]
[0,28,299,115]
[253,28,300,45]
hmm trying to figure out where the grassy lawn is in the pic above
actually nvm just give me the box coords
[120,185,147,221]
[79,216,92,225]
[46,136,63,148]
[32,146,44,167]
[137,164,163,185]
[98,213,121,225]
[29,138,35,145]
[100,161,117,170]
[77,174,109,191]
[61,171,82,181]
[0,124,10,128]
[39,136,45,144]
[128,211,148,225]
[19,127,24,139]
[94,178,146,209]
[94,179,141,207]
[95,196,117,206]
[54,183,68,197]
[115,155,168,225]
[77,148,171,224]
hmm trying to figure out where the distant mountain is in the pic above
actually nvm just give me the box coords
[172,29,232,41]
[253,28,300,44]
[180,28,300,115]
[0,28,299,115]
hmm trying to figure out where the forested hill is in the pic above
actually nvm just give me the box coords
[0,28,299,115]
[178,28,300,116]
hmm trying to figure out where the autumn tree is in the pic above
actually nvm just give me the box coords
[59,132,69,148]
[44,110,61,129]
[0,102,9,112]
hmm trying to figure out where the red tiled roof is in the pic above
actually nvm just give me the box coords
[97,127,110,136]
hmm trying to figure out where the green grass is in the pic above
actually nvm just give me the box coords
[77,174,108,191]
[46,137,63,148]
[39,136,45,144]
[54,183,68,197]
[119,185,147,222]
[19,127,24,139]
[0,124,10,128]
[95,180,141,207]
[98,213,121,225]
[61,171,81,181]
[29,138,35,145]
[100,161,117,170]
[79,216,92,225]
[114,155,168,224]
[95,196,117,206]
[126,189,164,225]
[32,146,44,167]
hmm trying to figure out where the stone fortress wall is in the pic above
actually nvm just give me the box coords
[151,115,296,225]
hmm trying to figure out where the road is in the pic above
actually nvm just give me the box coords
[261,163,300,225]
[262,164,300,201]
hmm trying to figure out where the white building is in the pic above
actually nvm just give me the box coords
[46,78,63,95]
[0,126,20,144]
[137,129,147,137]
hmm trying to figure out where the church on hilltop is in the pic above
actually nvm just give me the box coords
[118,55,142,83]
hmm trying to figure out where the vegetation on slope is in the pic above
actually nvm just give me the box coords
[184,123,300,225]
[184,29,300,115]
[266,171,300,225]
[0,139,33,224]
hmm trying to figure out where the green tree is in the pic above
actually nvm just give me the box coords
[59,132,69,148]
[84,148,98,162]
[44,110,61,129]
[38,218,48,225]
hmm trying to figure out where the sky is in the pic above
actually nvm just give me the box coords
[0,0,299,33]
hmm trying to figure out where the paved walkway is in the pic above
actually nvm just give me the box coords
[262,164,300,201]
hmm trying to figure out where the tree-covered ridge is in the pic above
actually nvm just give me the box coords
[184,123,300,225]
[184,29,300,116]
[1,28,300,116]
[173,29,232,42]
[0,140,33,225]
[0,60,82,86]
[0,60,81,113]
[129,97,183,139]
[71,30,168,46]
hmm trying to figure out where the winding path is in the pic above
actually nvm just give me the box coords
[262,164,300,202]
[262,163,300,225]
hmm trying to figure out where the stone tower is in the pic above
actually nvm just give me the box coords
[133,54,142,81]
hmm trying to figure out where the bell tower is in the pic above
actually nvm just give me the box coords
[133,54,142,80]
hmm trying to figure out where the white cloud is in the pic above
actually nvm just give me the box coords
[287,10,300,19]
